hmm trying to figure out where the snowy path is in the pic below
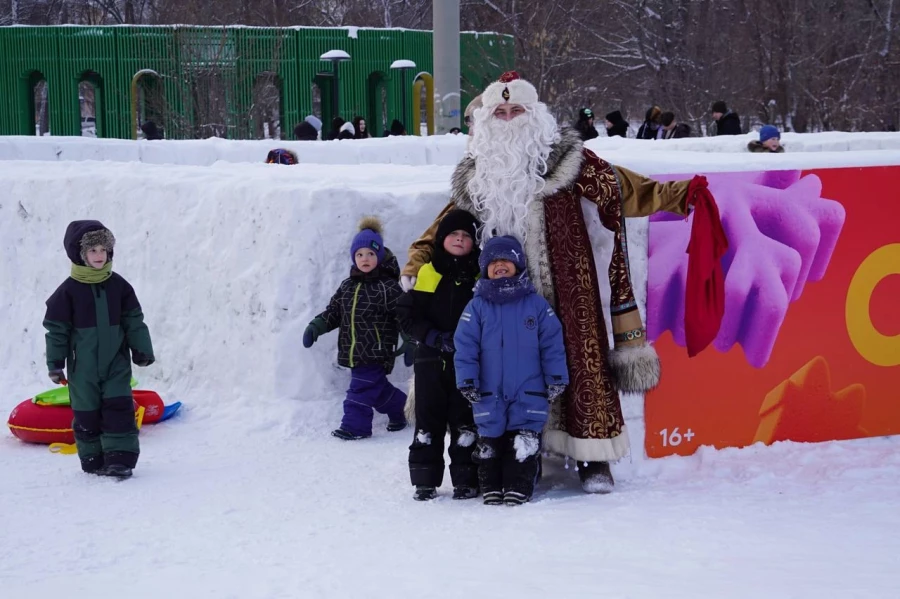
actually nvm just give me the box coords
[3,411,898,598]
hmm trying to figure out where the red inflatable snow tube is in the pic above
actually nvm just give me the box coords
[7,390,166,445]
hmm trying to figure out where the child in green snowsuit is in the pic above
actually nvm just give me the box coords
[43,220,155,479]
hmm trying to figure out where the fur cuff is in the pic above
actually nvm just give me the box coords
[403,372,416,424]
[608,343,661,393]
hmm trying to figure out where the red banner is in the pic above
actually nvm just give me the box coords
[645,166,900,458]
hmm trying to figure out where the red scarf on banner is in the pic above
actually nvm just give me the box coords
[684,175,728,356]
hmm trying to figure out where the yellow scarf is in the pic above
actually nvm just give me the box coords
[70,262,112,284]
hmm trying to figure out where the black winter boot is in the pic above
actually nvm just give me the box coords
[413,486,437,501]
[578,461,614,494]
[98,464,133,479]
[474,437,503,505]
[452,486,478,500]
[502,430,541,503]
[387,419,408,432]
[80,454,104,474]
[332,428,370,441]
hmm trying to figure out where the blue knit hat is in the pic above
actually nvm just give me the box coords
[479,235,527,277]
[759,125,780,143]
[350,216,385,265]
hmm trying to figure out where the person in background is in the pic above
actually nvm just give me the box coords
[387,120,407,136]
[303,115,323,139]
[265,148,299,164]
[140,121,163,140]
[604,110,629,138]
[293,121,318,141]
[747,125,785,153]
[636,106,662,139]
[352,116,370,139]
[574,108,599,141]
[711,101,742,135]
[449,127,462,135]
[659,112,692,139]
[326,117,346,140]
[338,121,356,140]
[464,94,483,137]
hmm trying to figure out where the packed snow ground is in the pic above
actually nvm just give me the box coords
[1,142,899,598]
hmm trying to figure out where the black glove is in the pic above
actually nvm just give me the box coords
[440,334,455,354]
[132,351,155,367]
[48,369,67,385]
[425,329,455,353]
[547,383,566,402]
[303,317,328,348]
[393,333,416,367]
[459,386,481,404]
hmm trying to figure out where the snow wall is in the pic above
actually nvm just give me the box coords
[2,133,899,458]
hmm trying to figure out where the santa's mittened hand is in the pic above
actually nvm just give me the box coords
[48,370,67,385]
[459,386,481,404]
[400,275,417,293]
[547,384,566,403]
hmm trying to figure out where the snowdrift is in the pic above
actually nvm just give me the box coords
[2,131,900,171]
[0,161,458,437]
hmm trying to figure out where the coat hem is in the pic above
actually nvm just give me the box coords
[542,426,631,462]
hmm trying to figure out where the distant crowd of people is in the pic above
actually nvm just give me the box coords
[573,99,784,153]
[292,115,408,141]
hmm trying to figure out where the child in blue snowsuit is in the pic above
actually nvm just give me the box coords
[303,217,408,440]
[454,235,568,506]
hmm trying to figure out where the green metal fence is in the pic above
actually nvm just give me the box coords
[0,26,514,140]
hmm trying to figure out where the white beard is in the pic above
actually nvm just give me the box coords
[466,104,561,245]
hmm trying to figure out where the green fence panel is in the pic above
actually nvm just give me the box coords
[0,26,514,140]
[1,27,60,136]
[115,26,182,139]
[56,26,119,138]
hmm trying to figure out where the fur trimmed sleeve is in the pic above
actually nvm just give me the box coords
[402,201,456,277]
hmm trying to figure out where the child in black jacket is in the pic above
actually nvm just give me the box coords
[398,209,481,501]
[303,217,408,440]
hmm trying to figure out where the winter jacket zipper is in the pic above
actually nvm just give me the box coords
[349,282,362,367]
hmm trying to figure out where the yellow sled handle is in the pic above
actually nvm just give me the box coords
[50,406,146,454]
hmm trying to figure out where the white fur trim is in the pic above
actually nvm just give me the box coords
[482,78,539,108]
[524,198,556,306]
[542,426,631,462]
[608,343,661,393]
[403,372,416,424]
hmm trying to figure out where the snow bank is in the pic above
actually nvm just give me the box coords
[2,131,900,173]
[0,161,455,436]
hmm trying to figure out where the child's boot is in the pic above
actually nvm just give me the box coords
[331,428,371,440]
[452,486,478,500]
[80,454,104,475]
[474,436,503,505]
[387,418,408,432]
[413,486,437,501]
[502,430,541,506]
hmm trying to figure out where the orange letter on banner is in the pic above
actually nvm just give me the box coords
[845,244,900,367]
